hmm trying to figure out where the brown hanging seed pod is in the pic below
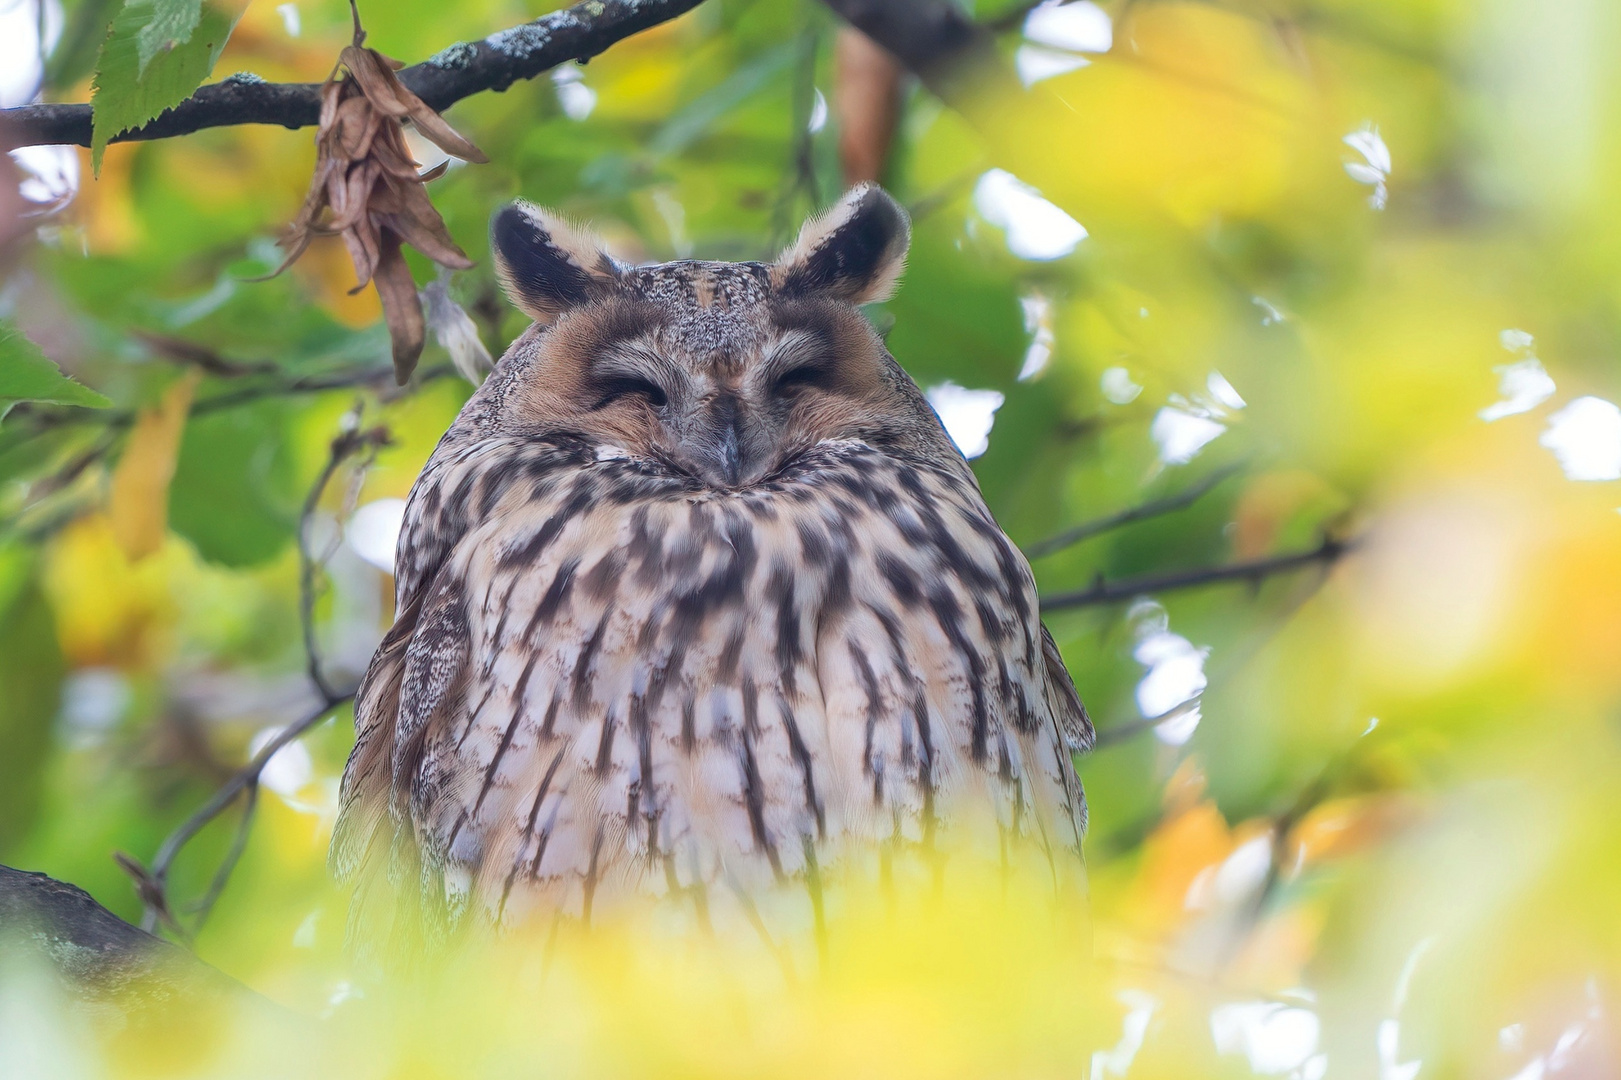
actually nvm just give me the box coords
[267,28,487,384]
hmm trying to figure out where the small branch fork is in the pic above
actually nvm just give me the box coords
[118,417,389,938]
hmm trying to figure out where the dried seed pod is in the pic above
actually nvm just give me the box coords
[266,31,486,383]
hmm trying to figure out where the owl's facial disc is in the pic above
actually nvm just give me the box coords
[491,184,925,489]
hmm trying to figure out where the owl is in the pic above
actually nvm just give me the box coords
[332,185,1092,938]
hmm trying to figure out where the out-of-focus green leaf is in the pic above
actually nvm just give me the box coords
[89,0,237,173]
[168,401,299,567]
[44,0,123,92]
[0,547,64,856]
[883,228,1027,388]
[0,320,113,417]
[649,42,796,157]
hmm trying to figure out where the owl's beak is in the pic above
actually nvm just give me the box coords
[715,406,742,487]
[689,391,748,489]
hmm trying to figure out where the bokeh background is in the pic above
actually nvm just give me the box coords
[3,0,1621,1076]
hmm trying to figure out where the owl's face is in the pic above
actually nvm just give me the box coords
[484,185,949,490]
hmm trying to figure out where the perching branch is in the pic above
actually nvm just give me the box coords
[1039,535,1355,612]
[1025,463,1246,560]
[0,864,245,1000]
[3,0,707,150]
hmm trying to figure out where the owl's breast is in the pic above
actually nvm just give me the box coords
[377,438,1083,924]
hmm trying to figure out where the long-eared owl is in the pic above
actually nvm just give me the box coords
[332,184,1092,935]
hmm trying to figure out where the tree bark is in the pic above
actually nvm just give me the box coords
[0,864,239,1002]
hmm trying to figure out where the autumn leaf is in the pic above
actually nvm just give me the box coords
[108,372,198,561]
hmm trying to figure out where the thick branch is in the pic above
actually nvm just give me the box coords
[815,0,996,96]
[1040,536,1354,612]
[0,864,240,1000]
[1,0,706,150]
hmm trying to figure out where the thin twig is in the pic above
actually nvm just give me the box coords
[1026,462,1245,560]
[184,780,258,929]
[129,695,352,934]
[121,418,387,936]
[2,361,451,443]
[130,330,281,378]
[1084,554,1343,752]
[299,423,390,705]
[770,28,823,248]
[1040,535,1354,612]
[0,363,448,547]
[1093,695,1201,748]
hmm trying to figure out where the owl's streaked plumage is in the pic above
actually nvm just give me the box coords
[332,185,1092,935]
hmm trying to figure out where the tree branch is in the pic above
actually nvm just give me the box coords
[121,696,351,936]
[299,422,391,707]
[1,361,450,444]
[814,0,997,97]
[1040,535,1355,612]
[1,0,707,150]
[1092,695,1201,748]
[118,417,387,935]
[0,864,243,1000]
[1025,463,1246,560]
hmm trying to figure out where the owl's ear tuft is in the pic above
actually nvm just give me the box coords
[773,184,910,305]
[491,201,620,324]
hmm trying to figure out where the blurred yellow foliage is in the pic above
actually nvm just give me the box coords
[6,0,1621,1076]
[108,372,196,561]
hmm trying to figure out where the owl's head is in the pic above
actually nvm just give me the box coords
[483,184,951,489]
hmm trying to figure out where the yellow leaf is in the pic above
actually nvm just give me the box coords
[108,372,198,561]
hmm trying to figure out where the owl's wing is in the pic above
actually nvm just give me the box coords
[1040,623,1093,753]
[333,439,525,884]
[331,570,476,950]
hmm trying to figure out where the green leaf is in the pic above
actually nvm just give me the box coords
[649,43,797,157]
[882,230,1027,388]
[136,0,202,77]
[0,320,112,418]
[169,401,300,567]
[90,0,238,174]
[0,547,64,855]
